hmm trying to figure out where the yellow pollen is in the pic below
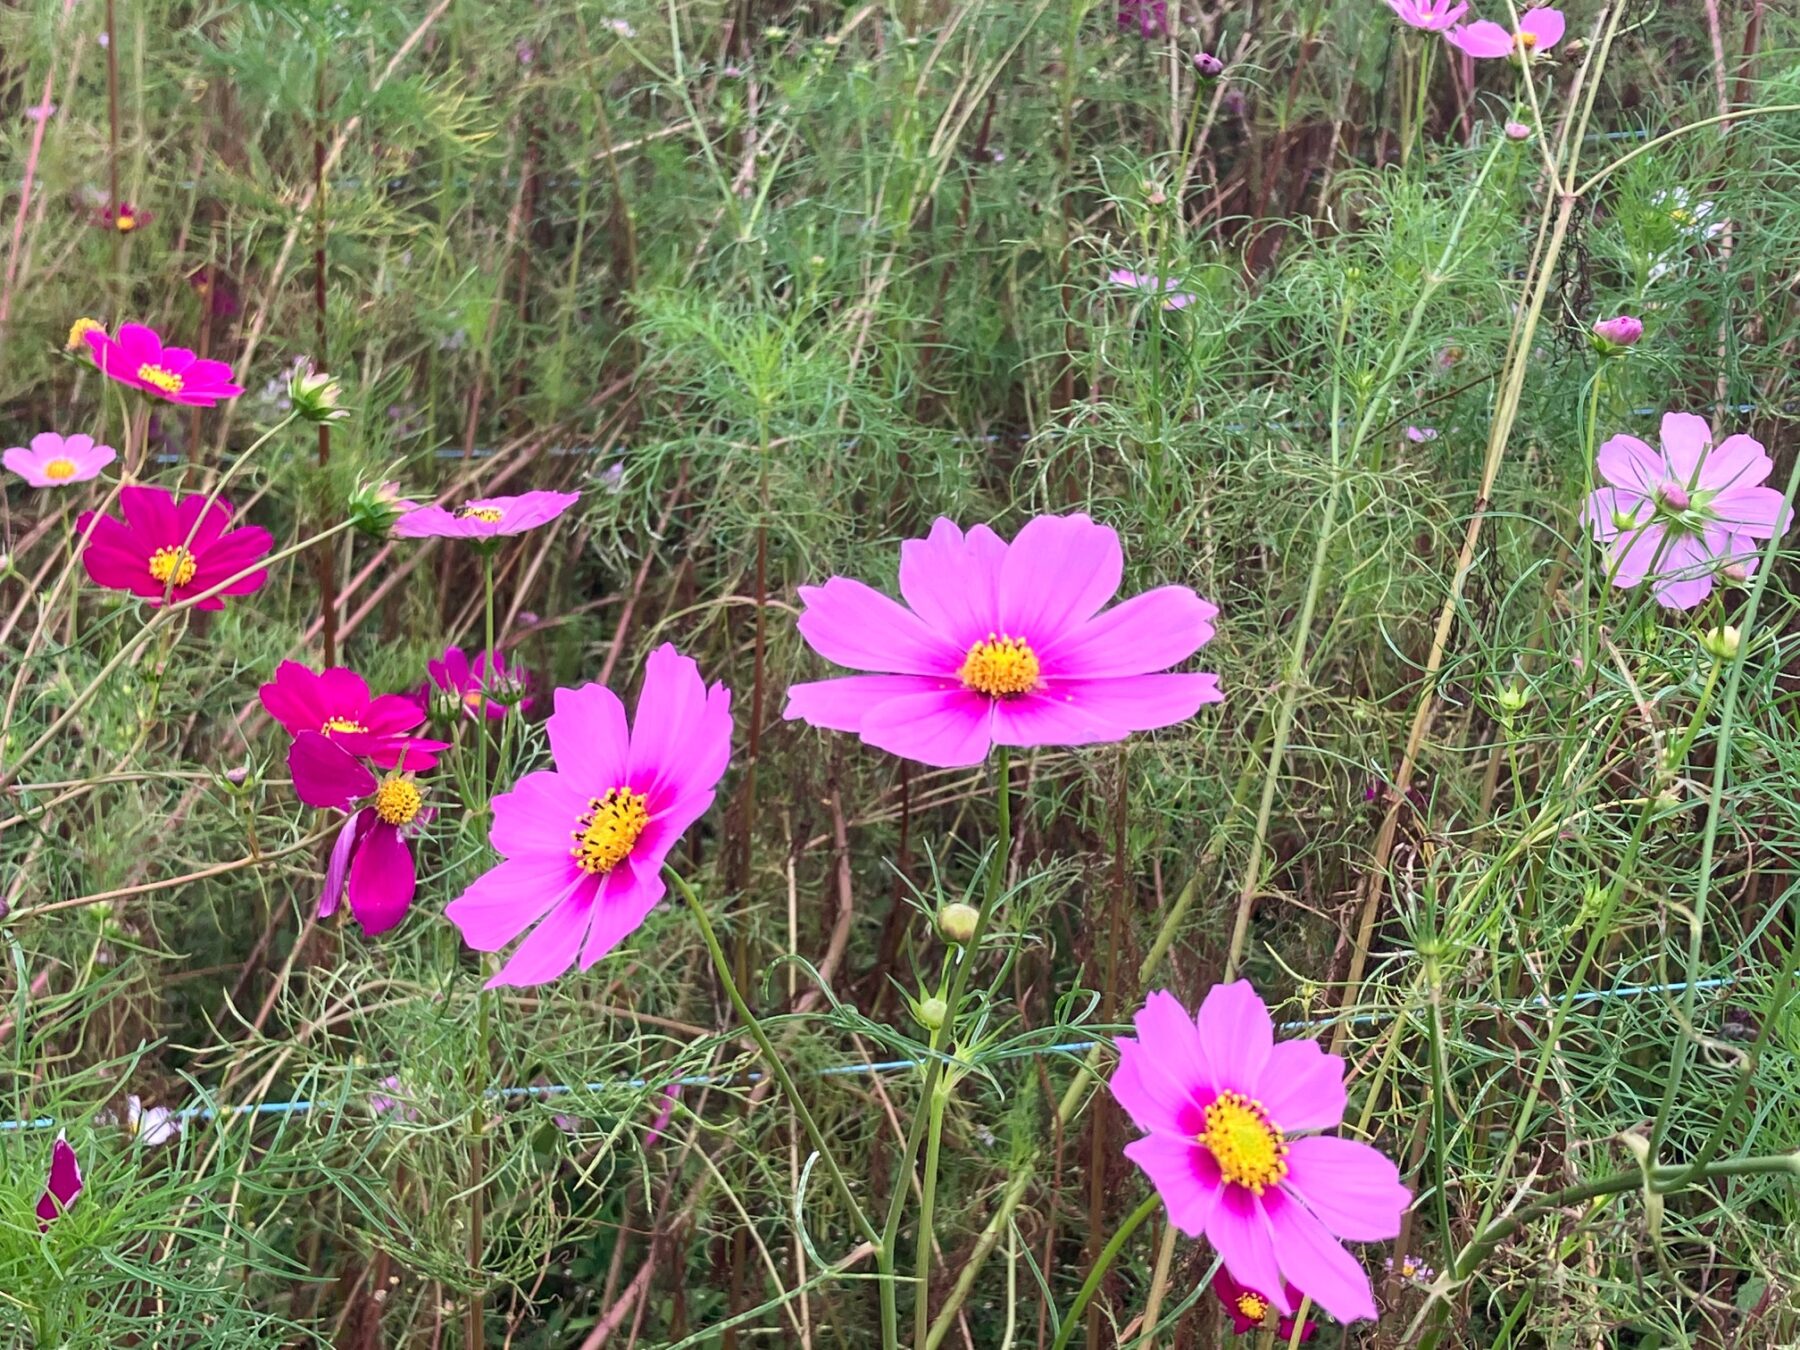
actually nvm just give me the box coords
[958,633,1041,699]
[147,545,197,587]
[43,458,78,481]
[136,363,184,395]
[1198,1091,1288,1195]
[1669,207,1694,226]
[320,716,369,736]
[67,317,104,351]
[463,690,489,711]
[116,213,137,232]
[374,776,423,826]
[455,503,506,523]
[571,787,650,875]
[1236,1293,1270,1323]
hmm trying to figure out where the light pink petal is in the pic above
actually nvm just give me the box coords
[1650,534,1716,610]
[795,577,963,676]
[1606,522,1669,587]
[1445,19,1514,56]
[627,645,733,803]
[1040,586,1218,677]
[4,446,48,484]
[1196,980,1274,1091]
[1709,486,1789,536]
[1262,1186,1380,1323]
[1283,1136,1411,1242]
[1253,1038,1347,1133]
[490,769,592,860]
[448,859,588,951]
[1696,433,1772,493]
[289,731,377,809]
[578,865,665,969]
[784,674,951,732]
[320,811,365,918]
[898,518,1007,649]
[1658,412,1714,480]
[1205,1188,1290,1314]
[1595,433,1664,495]
[1123,1132,1223,1235]
[856,687,994,767]
[347,822,417,935]
[1041,673,1222,733]
[487,880,596,987]
[996,514,1122,641]
[546,682,632,790]
[989,690,1127,750]
[1519,7,1564,48]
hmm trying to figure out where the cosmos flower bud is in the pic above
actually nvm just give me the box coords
[937,901,981,946]
[66,317,105,353]
[1193,51,1224,77]
[1590,314,1643,353]
[916,995,949,1032]
[1504,120,1533,141]
[348,481,418,540]
[288,361,350,424]
[1495,680,1529,715]
[1654,481,1691,512]
[1700,625,1741,661]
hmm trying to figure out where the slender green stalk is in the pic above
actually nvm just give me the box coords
[1048,1192,1161,1350]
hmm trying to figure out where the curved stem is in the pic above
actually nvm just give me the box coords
[1050,1191,1161,1350]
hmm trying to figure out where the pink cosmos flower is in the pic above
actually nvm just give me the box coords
[422,646,533,721]
[259,662,448,771]
[1404,425,1439,443]
[1213,1268,1316,1340]
[79,486,271,610]
[391,489,580,541]
[1111,983,1410,1323]
[784,514,1221,769]
[1446,6,1564,58]
[4,431,115,487]
[25,102,55,121]
[1384,0,1469,33]
[36,1132,83,1229]
[1109,268,1197,311]
[1582,412,1791,610]
[289,731,428,934]
[447,644,732,988]
[83,321,241,406]
[1591,314,1643,348]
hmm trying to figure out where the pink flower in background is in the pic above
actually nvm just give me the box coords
[83,321,241,406]
[24,102,56,121]
[4,431,115,487]
[1583,412,1790,609]
[1117,0,1167,37]
[1504,120,1533,140]
[260,663,447,771]
[36,1132,83,1230]
[1447,6,1564,58]
[1404,426,1438,443]
[289,731,428,935]
[1213,1268,1316,1339]
[784,514,1221,769]
[1384,0,1469,33]
[645,1083,683,1146]
[1109,268,1197,311]
[423,646,533,721]
[369,1076,419,1120]
[79,486,270,609]
[125,1096,181,1148]
[392,489,579,541]
[447,644,732,988]
[1110,983,1410,1324]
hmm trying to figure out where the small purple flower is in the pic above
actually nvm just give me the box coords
[1405,426,1439,443]
[1591,314,1643,350]
[1192,51,1224,77]
[1108,268,1198,311]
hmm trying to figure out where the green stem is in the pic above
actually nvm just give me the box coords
[477,551,496,817]
[466,986,491,1350]
[1049,1192,1161,1350]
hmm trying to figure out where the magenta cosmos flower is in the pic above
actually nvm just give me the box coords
[422,646,532,721]
[289,731,429,934]
[79,486,271,610]
[4,431,115,487]
[1213,1268,1316,1340]
[260,662,447,771]
[784,514,1221,769]
[1384,0,1469,33]
[83,321,242,406]
[391,489,579,541]
[447,644,732,988]
[1110,983,1410,1323]
[1583,412,1790,609]
[37,1132,83,1230]
[1109,268,1197,311]
[1447,6,1564,58]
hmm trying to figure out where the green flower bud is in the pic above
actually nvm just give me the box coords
[916,996,948,1032]
[288,360,350,424]
[1700,625,1741,662]
[937,901,980,946]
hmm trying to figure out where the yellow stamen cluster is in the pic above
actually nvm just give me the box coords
[374,776,423,826]
[148,545,198,587]
[67,317,104,352]
[1236,1292,1271,1324]
[1198,1091,1289,1195]
[571,788,649,875]
[136,363,184,395]
[455,504,506,523]
[1516,30,1538,48]
[43,458,78,481]
[321,716,369,735]
[957,633,1041,699]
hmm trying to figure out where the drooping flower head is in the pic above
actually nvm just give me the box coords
[36,1132,83,1230]
[1582,412,1790,609]
[446,644,732,988]
[83,321,243,406]
[1109,268,1197,311]
[1212,1268,1316,1340]
[784,514,1221,769]
[391,489,580,541]
[1384,0,1469,33]
[422,646,533,721]
[78,486,271,610]
[259,662,447,771]
[4,432,115,487]
[1110,983,1411,1324]
[1446,6,1564,58]
[290,731,431,935]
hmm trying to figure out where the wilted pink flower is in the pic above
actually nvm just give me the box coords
[79,486,270,609]
[1583,412,1790,609]
[392,489,580,541]
[1591,314,1643,349]
[1447,6,1564,58]
[422,646,533,721]
[1109,268,1197,311]
[1213,1268,1316,1339]
[1384,0,1469,33]
[446,645,732,988]
[785,514,1221,769]
[4,431,115,487]
[1111,984,1410,1323]
[36,1132,83,1229]
[290,732,429,935]
[260,663,447,771]
[83,321,242,406]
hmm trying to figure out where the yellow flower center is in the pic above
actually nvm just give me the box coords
[1669,207,1694,226]
[463,690,489,711]
[137,363,184,395]
[116,213,137,232]
[374,776,423,826]
[43,458,78,481]
[321,716,369,735]
[147,545,197,587]
[958,633,1041,699]
[455,504,505,523]
[1236,1292,1271,1324]
[1516,30,1538,49]
[571,788,649,875]
[1198,1091,1288,1196]
[67,317,104,351]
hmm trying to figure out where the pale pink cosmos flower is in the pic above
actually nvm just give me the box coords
[37,1132,83,1229]
[4,431,115,487]
[1583,412,1790,609]
[1111,984,1410,1324]
[1109,268,1197,311]
[784,514,1221,769]
[1447,6,1564,58]
[1384,0,1469,33]
[392,489,580,540]
[1405,425,1439,443]
[447,644,732,988]
[125,1095,182,1148]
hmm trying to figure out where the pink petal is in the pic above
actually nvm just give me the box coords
[633,787,719,872]
[578,865,665,969]
[1594,433,1663,495]
[546,682,632,789]
[347,821,417,934]
[784,674,952,732]
[320,811,365,917]
[449,859,589,951]
[1606,522,1669,587]
[1581,486,1650,541]
[626,644,733,803]
[856,687,995,767]
[1040,586,1218,677]
[898,518,1007,649]
[1040,673,1222,733]
[1123,1132,1223,1235]
[120,484,181,541]
[363,694,428,735]
[114,322,165,365]
[1125,991,1215,1124]
[489,769,592,859]
[1283,1136,1411,1242]
[1697,433,1772,493]
[1519,7,1565,48]
[1445,18,1514,56]
[1113,1035,1204,1137]
[996,514,1122,641]
[1196,981,1274,1091]
[487,878,596,987]
[36,1133,83,1228]
[1709,486,1789,536]
[1253,1038,1347,1132]
[795,577,962,675]
[1650,534,1716,610]
[1262,1186,1380,1323]
[82,532,151,593]
[1658,412,1714,480]
[260,662,331,732]
[989,689,1127,750]
[289,731,377,809]
[1205,1188,1291,1314]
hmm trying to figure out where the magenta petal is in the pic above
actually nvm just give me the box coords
[289,731,377,809]
[578,865,665,969]
[1196,981,1274,1090]
[490,769,593,859]
[1131,989,1217,1102]
[1262,1186,1381,1323]
[449,860,587,951]
[989,689,1126,750]
[1040,586,1217,677]
[627,644,733,803]
[1283,1136,1411,1242]
[1445,18,1514,55]
[546,682,631,791]
[347,821,416,935]
[898,517,1007,649]
[1113,1032,1203,1136]
[1123,1132,1222,1235]
[856,687,994,767]
[487,880,596,987]
[1253,1038,1347,1132]
[995,513,1123,640]
[36,1133,83,1228]
[319,811,365,918]
[1205,1188,1290,1315]
[795,576,963,675]
[1042,673,1222,733]
[784,674,951,732]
